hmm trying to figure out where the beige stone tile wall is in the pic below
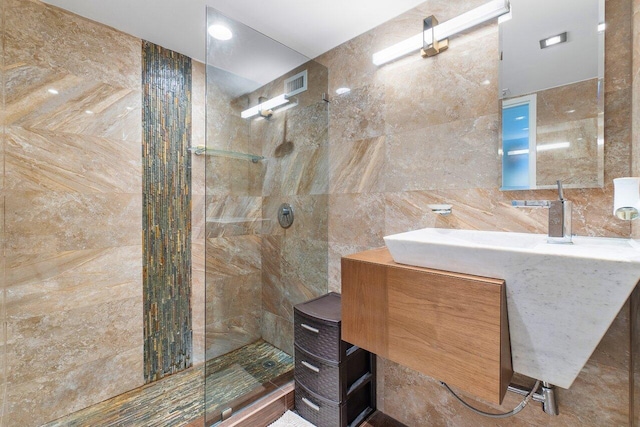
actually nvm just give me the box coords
[316,0,635,424]
[203,65,263,361]
[3,0,145,425]
[248,63,329,356]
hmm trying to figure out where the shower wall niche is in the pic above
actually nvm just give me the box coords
[204,8,328,425]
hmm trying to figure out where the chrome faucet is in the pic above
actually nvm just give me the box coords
[512,180,573,244]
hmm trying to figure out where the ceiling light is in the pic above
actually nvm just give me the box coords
[85,110,94,114]
[241,94,289,119]
[566,109,576,114]
[208,24,233,41]
[48,88,59,95]
[372,0,510,65]
[540,32,568,49]
[336,87,351,95]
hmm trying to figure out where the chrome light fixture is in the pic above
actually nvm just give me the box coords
[372,0,510,65]
[241,94,290,119]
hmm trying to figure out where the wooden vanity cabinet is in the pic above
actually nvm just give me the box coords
[341,248,512,405]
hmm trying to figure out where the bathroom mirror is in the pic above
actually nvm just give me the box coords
[499,0,604,190]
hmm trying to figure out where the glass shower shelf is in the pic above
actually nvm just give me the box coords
[190,146,264,163]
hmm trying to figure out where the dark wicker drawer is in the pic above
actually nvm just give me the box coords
[295,344,371,402]
[294,310,350,362]
[296,380,374,427]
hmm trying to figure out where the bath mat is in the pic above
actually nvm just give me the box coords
[269,410,316,427]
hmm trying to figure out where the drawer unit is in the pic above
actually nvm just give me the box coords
[295,379,373,427]
[294,292,375,427]
[294,306,350,363]
[294,344,371,402]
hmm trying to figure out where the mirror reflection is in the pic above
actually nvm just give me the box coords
[499,0,604,190]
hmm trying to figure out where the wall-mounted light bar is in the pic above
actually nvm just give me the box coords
[241,94,289,119]
[507,142,570,156]
[372,0,510,65]
[539,32,568,49]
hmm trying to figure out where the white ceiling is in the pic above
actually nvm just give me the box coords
[500,0,603,98]
[41,0,427,63]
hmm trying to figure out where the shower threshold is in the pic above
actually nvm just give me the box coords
[42,340,293,427]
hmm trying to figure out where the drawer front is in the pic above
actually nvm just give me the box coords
[294,312,342,362]
[295,381,374,427]
[295,346,341,401]
[295,381,345,427]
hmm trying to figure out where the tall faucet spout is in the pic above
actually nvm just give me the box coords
[511,180,573,244]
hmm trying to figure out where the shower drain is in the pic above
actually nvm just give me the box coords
[262,360,276,368]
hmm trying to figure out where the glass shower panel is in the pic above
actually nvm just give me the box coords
[204,8,328,425]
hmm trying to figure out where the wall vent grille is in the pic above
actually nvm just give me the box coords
[285,70,307,97]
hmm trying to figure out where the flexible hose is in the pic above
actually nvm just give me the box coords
[441,380,541,419]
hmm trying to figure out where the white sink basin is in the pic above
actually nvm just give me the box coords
[384,228,640,389]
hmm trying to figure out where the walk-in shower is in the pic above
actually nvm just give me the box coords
[203,8,329,425]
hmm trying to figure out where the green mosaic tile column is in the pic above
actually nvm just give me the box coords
[142,41,192,382]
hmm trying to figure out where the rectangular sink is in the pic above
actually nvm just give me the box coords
[383,227,640,388]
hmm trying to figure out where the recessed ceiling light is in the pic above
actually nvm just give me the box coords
[126,106,134,111]
[335,87,351,95]
[540,32,568,49]
[208,24,233,41]
[48,88,59,95]
[481,79,491,86]
[85,110,94,115]
[566,109,576,114]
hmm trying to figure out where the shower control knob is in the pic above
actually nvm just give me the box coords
[278,203,294,229]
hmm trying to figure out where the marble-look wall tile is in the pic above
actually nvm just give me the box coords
[261,311,295,357]
[5,347,143,427]
[385,114,500,192]
[262,194,328,240]
[261,235,328,321]
[5,65,141,141]
[383,27,499,136]
[328,193,385,247]
[605,88,633,181]
[329,136,386,194]
[327,242,374,293]
[205,235,262,280]
[6,245,141,315]
[7,297,142,384]
[329,84,386,145]
[4,1,145,424]
[262,145,329,196]
[205,273,262,360]
[6,127,141,193]
[5,0,141,90]
[205,195,263,238]
[5,191,142,254]
[192,239,206,366]
[605,0,633,93]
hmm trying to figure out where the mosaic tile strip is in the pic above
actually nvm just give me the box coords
[142,40,192,382]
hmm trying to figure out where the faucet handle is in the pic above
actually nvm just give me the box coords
[556,180,564,201]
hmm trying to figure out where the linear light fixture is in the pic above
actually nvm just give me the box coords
[539,32,568,49]
[372,0,510,65]
[241,94,289,119]
[507,142,570,156]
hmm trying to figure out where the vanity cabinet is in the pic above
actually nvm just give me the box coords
[341,248,512,405]
[294,292,376,427]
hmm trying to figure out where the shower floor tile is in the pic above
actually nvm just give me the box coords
[43,340,293,427]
